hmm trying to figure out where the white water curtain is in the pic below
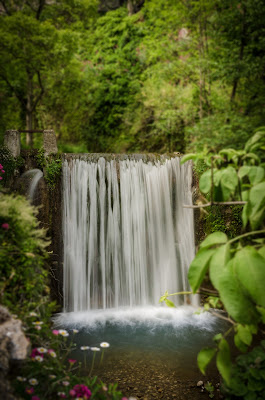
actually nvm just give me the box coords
[62,157,197,312]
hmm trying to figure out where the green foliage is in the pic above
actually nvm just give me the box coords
[2,0,265,153]
[222,342,265,400]
[0,189,122,399]
[45,158,62,190]
[162,129,265,399]
[0,147,16,185]
[0,193,50,307]
[36,148,62,190]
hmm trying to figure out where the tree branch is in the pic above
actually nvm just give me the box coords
[31,70,44,113]
[183,201,246,208]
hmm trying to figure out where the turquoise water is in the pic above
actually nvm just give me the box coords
[54,306,227,377]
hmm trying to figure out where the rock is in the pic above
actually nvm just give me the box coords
[0,306,30,400]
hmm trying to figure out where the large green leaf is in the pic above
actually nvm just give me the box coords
[238,166,251,179]
[199,169,212,194]
[237,324,252,346]
[218,259,258,324]
[200,231,228,250]
[197,347,217,375]
[234,333,248,353]
[248,166,264,185]
[188,248,215,293]
[209,244,231,291]
[245,130,265,153]
[220,167,238,201]
[248,182,265,229]
[234,247,265,307]
[180,154,197,164]
[216,338,231,385]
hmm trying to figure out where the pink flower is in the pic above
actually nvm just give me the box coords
[30,348,43,359]
[52,330,59,335]
[32,397,40,400]
[0,164,3,169]
[70,384,92,399]
[26,387,34,394]
[0,177,2,180]
[68,359,77,364]
[1,170,5,173]
[1,223,9,230]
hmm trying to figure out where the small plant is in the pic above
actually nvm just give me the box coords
[45,158,62,190]
[36,147,62,190]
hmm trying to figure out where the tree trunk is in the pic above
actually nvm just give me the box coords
[127,0,134,16]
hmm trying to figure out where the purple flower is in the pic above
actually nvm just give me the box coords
[1,223,9,230]
[70,384,92,399]
[30,348,43,359]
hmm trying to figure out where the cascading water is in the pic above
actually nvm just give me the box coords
[57,155,226,397]
[62,156,198,312]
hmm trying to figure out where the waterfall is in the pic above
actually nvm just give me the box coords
[62,156,197,312]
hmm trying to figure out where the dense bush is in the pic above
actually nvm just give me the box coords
[0,189,123,399]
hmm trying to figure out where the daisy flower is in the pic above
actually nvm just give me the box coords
[90,347,100,351]
[49,375,56,379]
[29,378,38,386]
[100,342,110,348]
[35,356,43,362]
[29,312,38,317]
[37,347,48,354]
[80,346,90,350]
[62,381,70,386]
[59,329,69,337]
[72,329,79,333]
[17,376,26,382]
[48,349,57,358]
[32,321,43,325]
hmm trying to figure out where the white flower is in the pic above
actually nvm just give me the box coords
[29,312,38,317]
[49,351,57,358]
[72,329,79,333]
[59,329,69,337]
[35,325,42,330]
[49,375,56,379]
[37,347,48,353]
[16,376,26,382]
[100,342,110,348]
[58,392,66,396]
[32,321,43,325]
[80,346,90,350]
[62,381,70,386]
[35,356,43,362]
[29,378,38,386]
[90,347,100,351]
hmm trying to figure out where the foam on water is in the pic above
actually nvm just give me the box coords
[54,306,219,332]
